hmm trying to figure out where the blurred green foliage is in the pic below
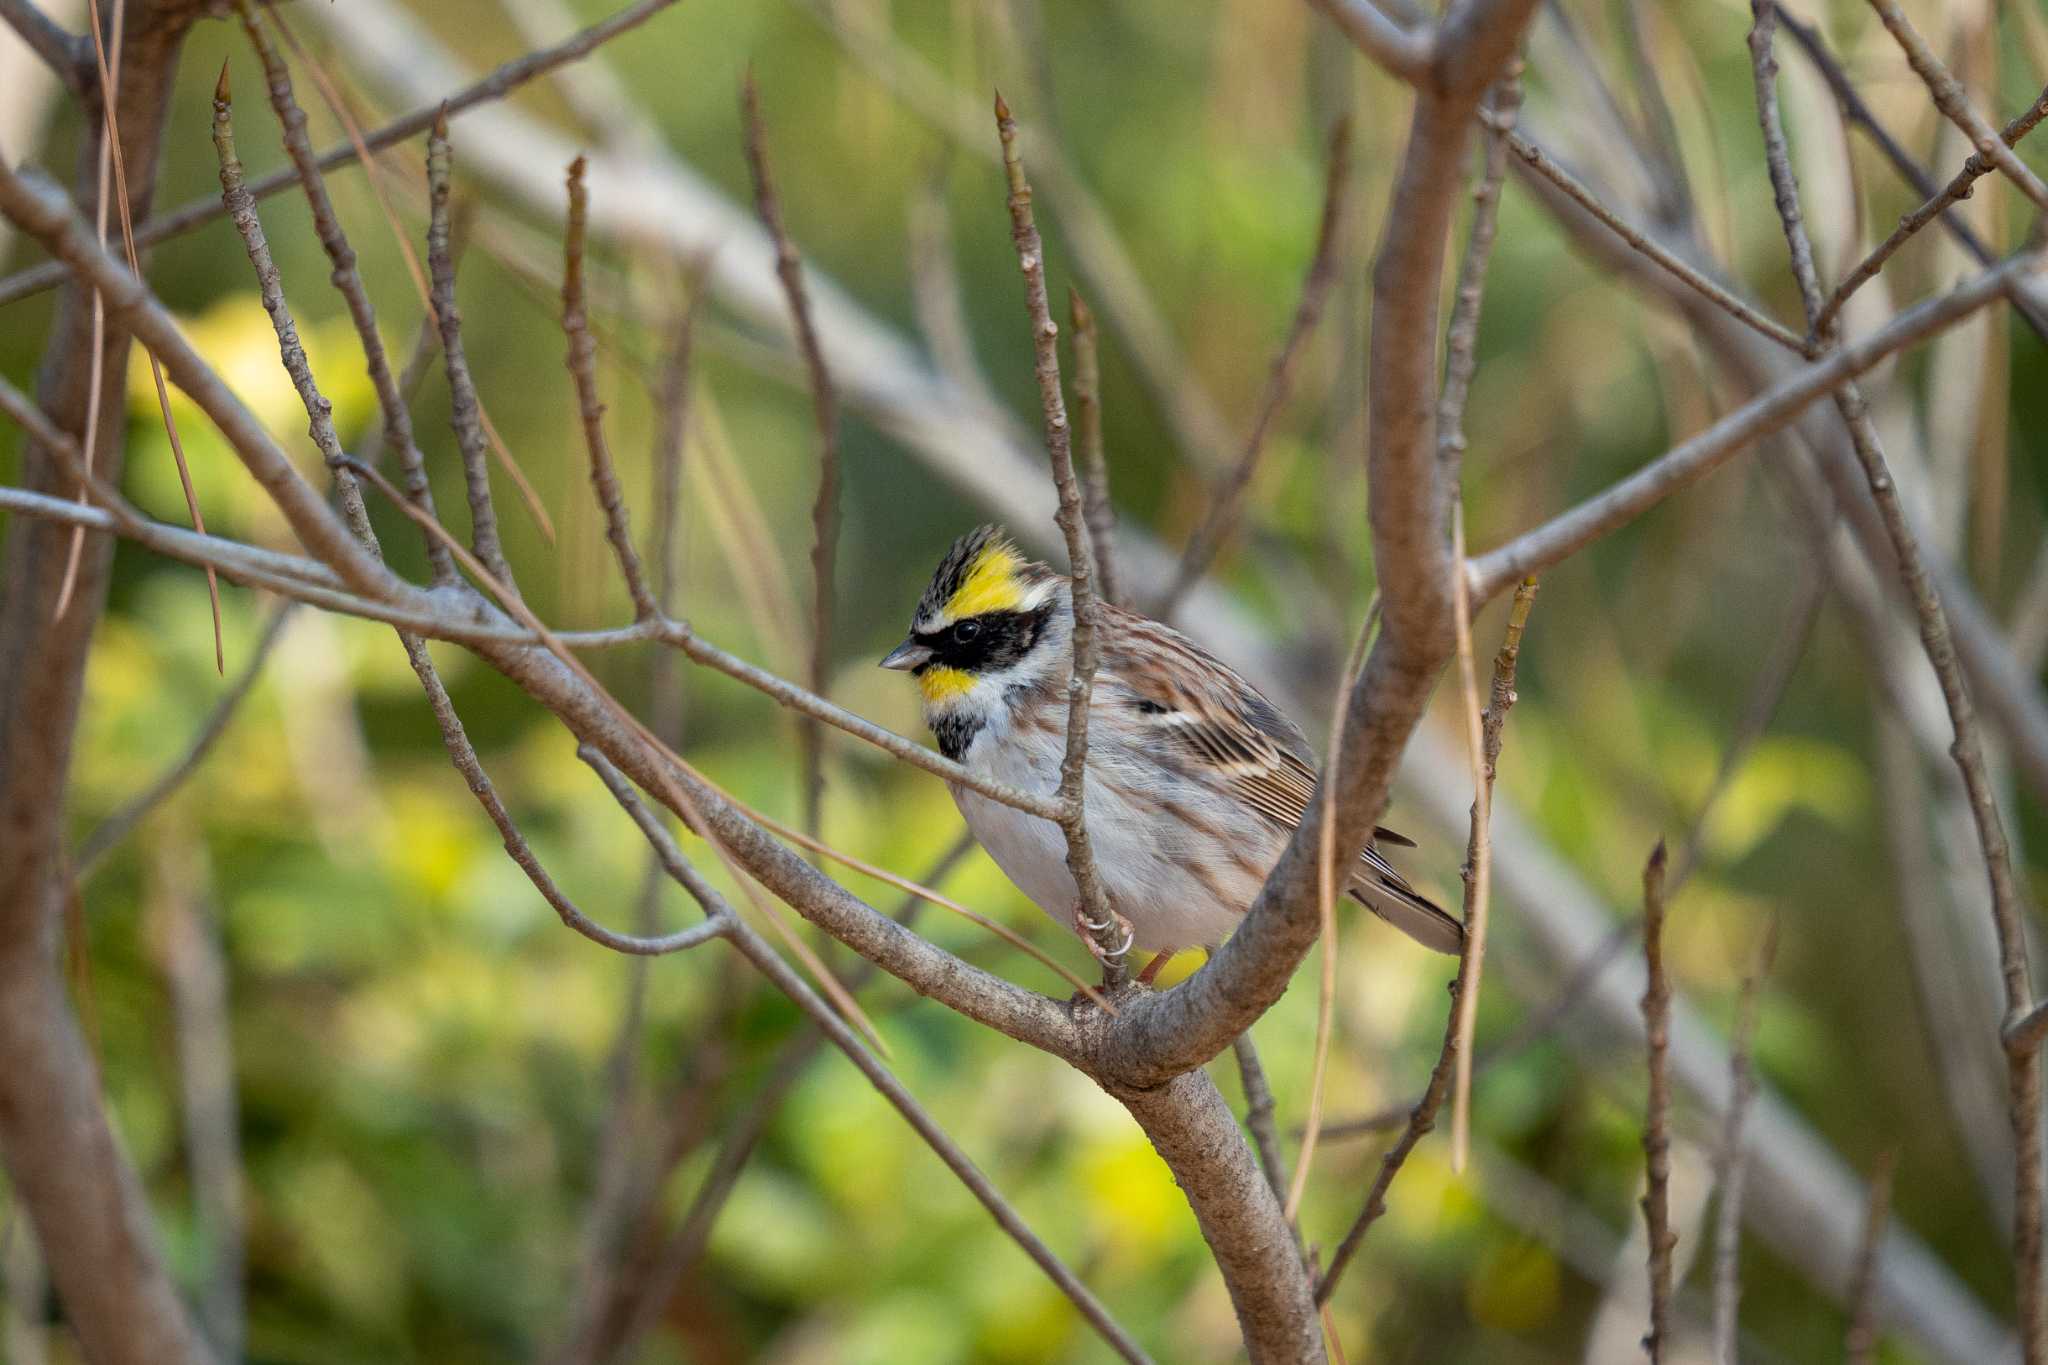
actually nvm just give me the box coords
[4,0,2046,1360]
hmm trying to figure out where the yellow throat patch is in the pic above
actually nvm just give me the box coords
[918,666,977,704]
[943,541,1026,620]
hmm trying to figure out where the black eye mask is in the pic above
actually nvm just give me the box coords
[915,603,1053,675]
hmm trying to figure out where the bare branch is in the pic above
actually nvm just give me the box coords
[1746,8,2045,1355]
[1640,840,1675,1364]
[1231,1031,1290,1205]
[1316,575,1534,1303]
[0,0,685,310]
[740,71,839,842]
[1157,116,1355,619]
[209,61,383,557]
[1817,81,2048,337]
[1771,4,2048,346]
[0,0,87,96]
[1305,0,1431,82]
[562,155,658,620]
[1068,288,1122,607]
[995,92,1124,981]
[1493,125,1809,355]
[584,751,1152,1365]
[232,1,450,580]
[427,112,515,590]
[1710,921,1774,1365]
[1096,0,1531,1084]
[1867,0,2048,212]
[1846,1151,1900,1365]
[75,601,294,880]
[1465,248,2042,605]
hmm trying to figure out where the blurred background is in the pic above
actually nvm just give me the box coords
[3,0,2045,1360]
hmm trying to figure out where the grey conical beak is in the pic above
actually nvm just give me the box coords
[879,637,932,671]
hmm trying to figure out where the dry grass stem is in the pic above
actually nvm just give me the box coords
[1287,599,1379,1223]
[66,0,222,670]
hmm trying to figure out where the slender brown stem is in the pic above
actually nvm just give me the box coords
[1711,920,1775,1365]
[1156,116,1354,618]
[1493,123,1810,356]
[995,91,1122,982]
[1640,839,1675,1364]
[1315,577,1535,1303]
[1845,1151,1900,1365]
[1748,9,2044,1355]
[428,112,516,590]
[562,156,658,620]
[0,0,688,311]
[740,72,839,844]
[1815,81,2048,337]
[1068,288,1122,607]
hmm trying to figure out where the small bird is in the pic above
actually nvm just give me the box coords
[880,525,1461,982]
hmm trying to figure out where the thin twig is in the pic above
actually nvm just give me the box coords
[339,455,890,1049]
[591,756,1153,1365]
[75,601,295,880]
[1492,122,1810,357]
[1845,1150,1899,1365]
[1438,79,1519,479]
[1442,78,1522,1174]
[0,0,687,311]
[210,61,384,556]
[1748,10,2045,1357]
[1156,116,1355,618]
[67,0,223,670]
[232,3,453,581]
[1314,578,1535,1303]
[995,91,1123,983]
[428,112,516,591]
[1463,246,2041,605]
[1233,1031,1290,1205]
[1640,839,1675,1365]
[1816,81,2048,337]
[1866,0,2048,212]
[1667,560,1824,894]
[563,155,658,620]
[1711,921,1776,1365]
[264,5,558,543]
[417,645,731,955]
[1068,288,1121,607]
[598,835,974,1364]
[740,72,839,845]
[1288,599,1379,1222]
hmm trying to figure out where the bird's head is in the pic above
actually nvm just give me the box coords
[880,525,1061,709]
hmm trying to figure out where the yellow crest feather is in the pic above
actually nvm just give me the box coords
[943,541,1026,620]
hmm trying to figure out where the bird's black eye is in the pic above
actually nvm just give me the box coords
[952,619,982,643]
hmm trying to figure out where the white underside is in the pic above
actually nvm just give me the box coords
[950,702,1266,955]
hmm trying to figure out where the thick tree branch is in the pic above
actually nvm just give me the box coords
[1099,0,1538,1084]
[0,5,220,1361]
